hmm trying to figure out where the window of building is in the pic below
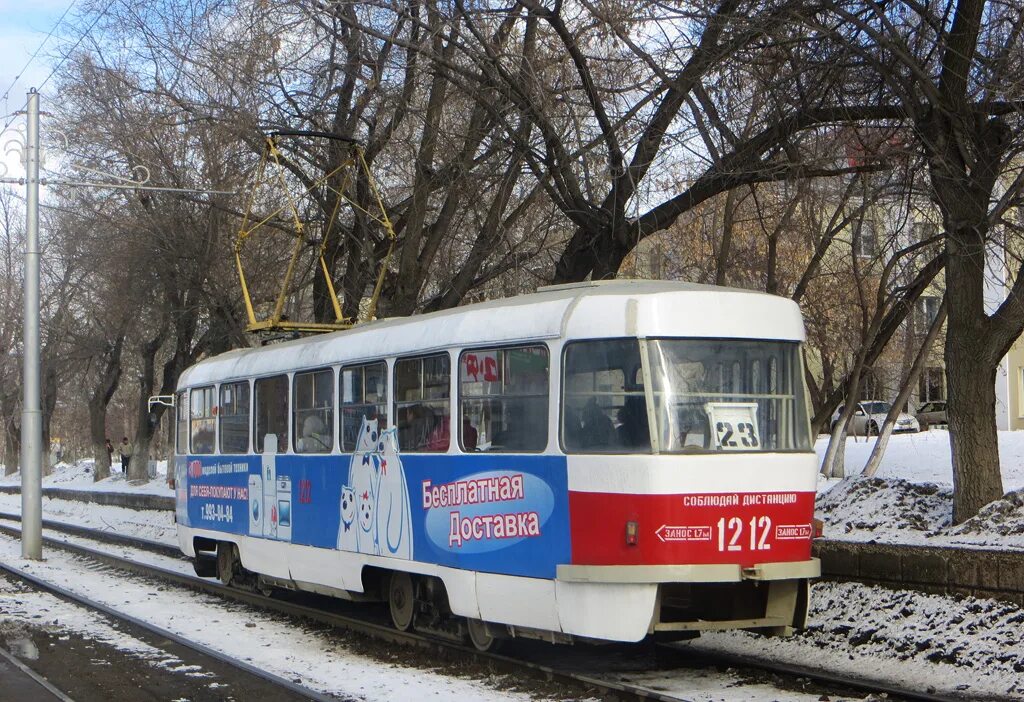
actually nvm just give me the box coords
[175,390,188,454]
[855,220,877,258]
[562,339,646,453]
[460,345,549,452]
[293,369,334,453]
[340,362,388,450]
[918,295,940,328]
[395,354,450,452]
[918,366,944,403]
[219,381,250,454]
[255,375,289,453]
[1019,368,1024,419]
[190,385,216,455]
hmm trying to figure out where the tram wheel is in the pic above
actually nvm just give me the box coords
[388,571,416,632]
[216,542,237,586]
[466,618,500,653]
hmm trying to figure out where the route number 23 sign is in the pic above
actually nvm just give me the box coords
[706,402,760,450]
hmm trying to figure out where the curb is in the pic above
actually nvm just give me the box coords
[814,539,1024,606]
[0,485,174,511]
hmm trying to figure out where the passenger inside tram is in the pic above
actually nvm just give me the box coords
[580,397,615,448]
[299,414,331,452]
[616,396,650,449]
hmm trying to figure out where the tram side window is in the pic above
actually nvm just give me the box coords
[219,381,250,454]
[190,386,216,455]
[175,391,188,454]
[460,345,549,452]
[340,362,388,450]
[395,354,450,452]
[565,341,643,454]
[255,375,289,454]
[294,368,334,453]
[562,340,648,453]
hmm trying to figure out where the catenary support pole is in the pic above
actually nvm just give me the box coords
[21,88,42,560]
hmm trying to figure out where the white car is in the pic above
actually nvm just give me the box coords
[916,400,948,429]
[831,400,920,435]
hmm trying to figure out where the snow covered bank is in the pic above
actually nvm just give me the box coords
[0,459,172,497]
[815,430,1024,549]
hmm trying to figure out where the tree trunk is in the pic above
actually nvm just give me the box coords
[88,335,125,482]
[90,402,112,481]
[4,414,19,476]
[714,188,741,286]
[1,386,19,475]
[939,184,1006,521]
[41,359,58,476]
[945,335,1004,523]
[129,333,165,482]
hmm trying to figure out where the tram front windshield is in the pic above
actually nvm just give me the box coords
[562,338,811,453]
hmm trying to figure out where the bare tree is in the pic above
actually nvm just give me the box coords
[805,0,1024,520]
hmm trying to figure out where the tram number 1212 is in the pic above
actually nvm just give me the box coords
[716,515,772,552]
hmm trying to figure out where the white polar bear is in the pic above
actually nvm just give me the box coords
[351,460,378,555]
[336,485,358,552]
[354,417,380,455]
[375,428,413,560]
[346,418,381,556]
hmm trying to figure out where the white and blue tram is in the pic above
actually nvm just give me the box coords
[174,280,820,649]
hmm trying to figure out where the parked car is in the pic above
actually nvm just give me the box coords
[831,400,920,435]
[916,400,948,429]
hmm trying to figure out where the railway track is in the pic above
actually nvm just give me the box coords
[0,513,1000,702]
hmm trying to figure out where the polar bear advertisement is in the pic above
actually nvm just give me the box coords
[376,428,413,560]
[336,418,414,560]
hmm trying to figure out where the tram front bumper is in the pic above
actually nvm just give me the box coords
[556,558,820,583]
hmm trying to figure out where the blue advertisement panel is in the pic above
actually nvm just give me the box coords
[179,420,570,579]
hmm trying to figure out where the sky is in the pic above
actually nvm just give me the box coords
[0,0,75,178]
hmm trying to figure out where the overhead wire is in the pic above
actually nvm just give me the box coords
[2,0,118,133]
[0,0,80,132]
[37,0,118,94]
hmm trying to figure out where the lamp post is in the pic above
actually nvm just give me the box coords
[20,88,42,559]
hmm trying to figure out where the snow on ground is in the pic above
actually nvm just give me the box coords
[0,492,177,544]
[815,429,1024,548]
[0,459,172,496]
[816,428,1024,490]
[0,533,546,702]
[0,575,220,680]
[691,581,1024,701]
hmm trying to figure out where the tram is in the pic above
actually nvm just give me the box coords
[173,280,820,649]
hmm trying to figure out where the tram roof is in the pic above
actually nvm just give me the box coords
[178,280,804,387]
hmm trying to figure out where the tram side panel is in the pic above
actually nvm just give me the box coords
[176,437,575,631]
[176,445,817,642]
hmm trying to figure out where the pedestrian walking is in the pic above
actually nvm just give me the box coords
[119,436,133,474]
